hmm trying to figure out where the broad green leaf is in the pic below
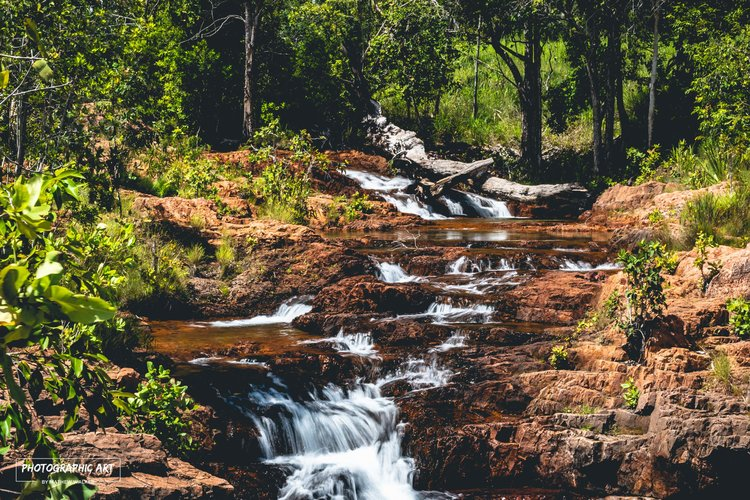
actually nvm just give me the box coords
[0,265,30,304]
[71,357,83,377]
[0,69,9,89]
[46,285,116,324]
[34,260,63,280]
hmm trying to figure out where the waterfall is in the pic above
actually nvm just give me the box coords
[247,383,418,500]
[344,169,514,220]
[430,333,467,353]
[302,329,379,358]
[206,298,312,327]
[376,262,421,283]
[459,192,513,218]
[447,256,515,274]
[344,169,446,220]
[243,349,454,500]
[559,259,621,272]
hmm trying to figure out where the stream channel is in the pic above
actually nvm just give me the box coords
[150,169,615,499]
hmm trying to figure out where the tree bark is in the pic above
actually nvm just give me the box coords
[585,60,603,175]
[520,19,543,177]
[242,1,262,139]
[648,2,660,148]
[491,28,542,176]
[10,95,26,177]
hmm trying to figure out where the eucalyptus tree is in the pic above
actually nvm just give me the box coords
[451,0,553,177]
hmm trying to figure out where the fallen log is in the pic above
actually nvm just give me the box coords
[365,110,590,217]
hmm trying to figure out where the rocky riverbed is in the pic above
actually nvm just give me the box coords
[73,152,750,498]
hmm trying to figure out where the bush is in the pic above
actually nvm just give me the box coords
[126,362,198,457]
[328,192,374,223]
[615,241,673,360]
[727,297,750,338]
[621,377,640,409]
[548,345,570,370]
[137,134,220,199]
[252,162,311,224]
[119,233,189,314]
[694,232,722,293]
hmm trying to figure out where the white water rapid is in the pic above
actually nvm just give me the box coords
[205,299,313,327]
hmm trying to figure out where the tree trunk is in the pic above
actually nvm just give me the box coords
[586,62,603,175]
[10,95,26,177]
[648,2,660,148]
[472,16,482,119]
[242,1,262,139]
[603,23,618,171]
[520,20,543,178]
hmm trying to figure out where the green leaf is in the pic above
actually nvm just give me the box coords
[0,69,9,89]
[34,260,63,280]
[46,285,116,324]
[71,357,83,377]
[0,265,30,305]
[1,354,26,405]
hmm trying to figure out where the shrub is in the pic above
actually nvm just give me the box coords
[126,362,198,457]
[615,241,673,360]
[548,345,570,370]
[633,145,663,184]
[621,377,640,409]
[139,134,220,199]
[682,176,750,247]
[252,162,311,224]
[727,297,750,338]
[118,234,189,314]
[694,232,722,293]
[343,192,373,221]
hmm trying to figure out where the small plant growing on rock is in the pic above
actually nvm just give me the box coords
[727,297,750,338]
[343,192,373,221]
[189,214,206,230]
[615,241,673,360]
[216,240,236,277]
[186,244,205,274]
[708,351,736,394]
[548,345,570,370]
[621,377,640,409]
[694,232,722,293]
[126,362,199,457]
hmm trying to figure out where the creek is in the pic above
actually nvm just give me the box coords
[150,171,616,499]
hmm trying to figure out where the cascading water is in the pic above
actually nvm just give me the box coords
[558,259,621,272]
[205,298,312,327]
[376,262,421,283]
[458,191,513,218]
[246,383,419,500]
[301,328,379,357]
[237,333,454,499]
[430,333,467,353]
[343,169,514,220]
[344,169,446,220]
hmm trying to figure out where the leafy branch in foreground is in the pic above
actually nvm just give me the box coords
[0,170,132,489]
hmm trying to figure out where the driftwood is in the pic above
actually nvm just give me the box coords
[365,110,590,214]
